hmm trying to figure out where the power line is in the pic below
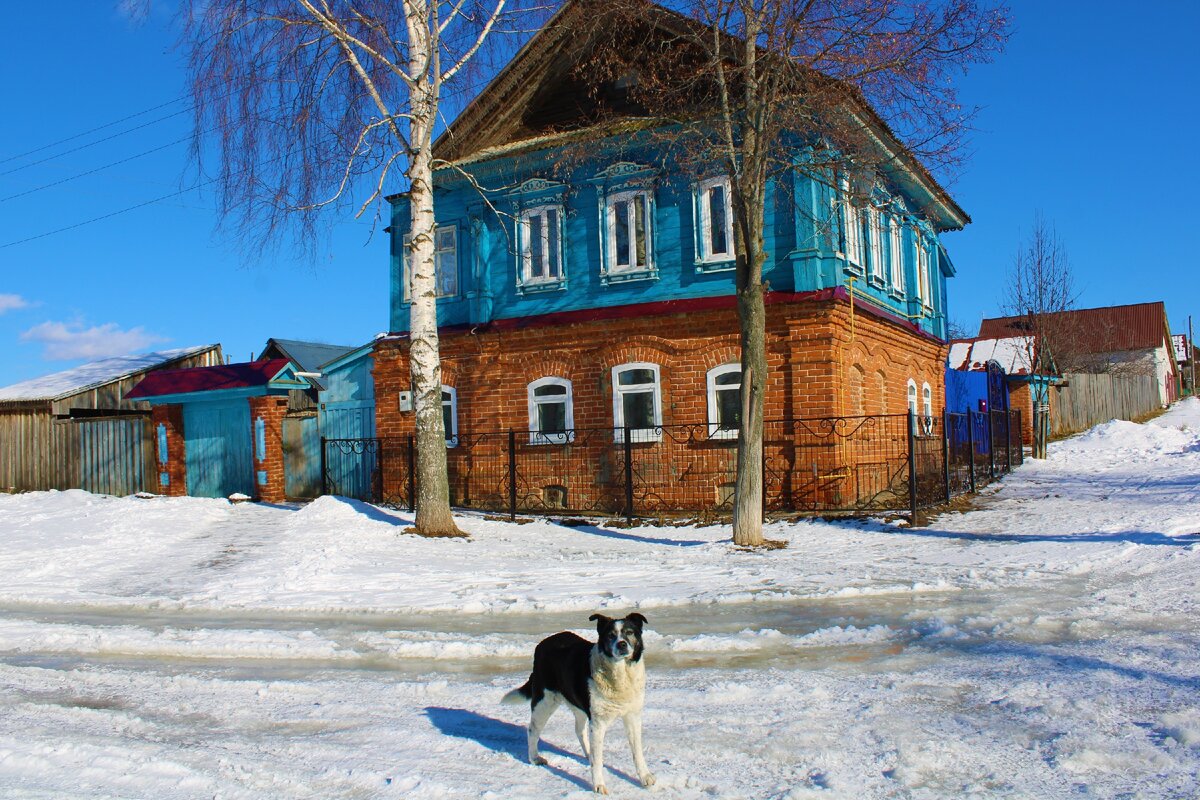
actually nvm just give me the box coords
[0,179,216,250]
[0,108,193,177]
[0,136,192,204]
[0,95,189,166]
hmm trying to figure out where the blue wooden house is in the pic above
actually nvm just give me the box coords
[372,1,969,511]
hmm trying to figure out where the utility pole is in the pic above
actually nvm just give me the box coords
[1191,315,1196,398]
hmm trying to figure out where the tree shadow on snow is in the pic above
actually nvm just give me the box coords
[331,496,414,527]
[425,706,602,790]
[551,521,706,547]
[835,513,1198,547]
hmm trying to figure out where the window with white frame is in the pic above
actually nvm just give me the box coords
[403,226,459,300]
[605,190,653,273]
[706,364,742,438]
[612,363,662,442]
[867,210,885,282]
[441,386,458,447]
[844,202,865,267]
[889,217,906,294]
[906,379,918,416]
[519,205,564,285]
[915,234,932,306]
[696,176,734,263]
[921,382,933,422]
[527,377,574,444]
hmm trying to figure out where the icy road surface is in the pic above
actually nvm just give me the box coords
[2,399,1200,798]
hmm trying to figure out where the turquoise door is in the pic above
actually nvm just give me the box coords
[184,401,253,498]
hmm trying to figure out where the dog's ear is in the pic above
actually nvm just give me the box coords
[589,613,611,631]
[625,612,648,629]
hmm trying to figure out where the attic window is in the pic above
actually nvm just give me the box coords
[614,70,640,90]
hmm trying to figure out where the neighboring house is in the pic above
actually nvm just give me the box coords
[126,360,310,501]
[0,345,222,493]
[256,338,357,411]
[978,301,1177,406]
[375,0,965,504]
[947,336,1049,446]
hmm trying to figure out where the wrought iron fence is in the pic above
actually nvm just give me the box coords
[322,409,1023,521]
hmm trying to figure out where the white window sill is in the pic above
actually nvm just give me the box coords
[695,258,736,274]
[843,261,865,276]
[601,268,658,286]
[516,278,567,296]
[613,428,661,444]
[528,432,574,445]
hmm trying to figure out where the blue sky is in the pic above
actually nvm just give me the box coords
[0,1,1196,385]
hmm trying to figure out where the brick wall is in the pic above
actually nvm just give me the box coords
[249,395,289,503]
[373,295,946,511]
[150,404,186,496]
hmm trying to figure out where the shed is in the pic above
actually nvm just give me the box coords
[256,338,357,411]
[0,345,222,494]
[127,359,309,500]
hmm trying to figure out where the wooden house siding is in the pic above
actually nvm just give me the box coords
[0,347,221,494]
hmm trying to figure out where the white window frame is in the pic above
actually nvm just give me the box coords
[906,379,918,416]
[604,189,654,275]
[695,176,735,264]
[915,233,932,307]
[706,364,742,439]
[518,205,565,287]
[402,225,459,301]
[527,377,574,445]
[921,382,933,420]
[889,217,906,295]
[441,385,458,448]
[612,362,662,443]
[867,210,885,283]
[839,177,865,268]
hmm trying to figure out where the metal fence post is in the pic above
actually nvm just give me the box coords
[1015,409,1023,465]
[406,435,415,512]
[967,410,976,493]
[623,426,634,525]
[942,410,951,502]
[988,410,997,479]
[319,436,327,497]
[508,429,517,521]
[907,411,919,523]
[1006,411,1014,472]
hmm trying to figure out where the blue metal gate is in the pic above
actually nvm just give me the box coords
[320,402,376,499]
[184,400,253,498]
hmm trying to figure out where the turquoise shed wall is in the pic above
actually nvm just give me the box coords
[389,133,952,339]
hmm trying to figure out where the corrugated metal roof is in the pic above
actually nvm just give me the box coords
[126,359,292,399]
[259,339,356,372]
[978,302,1170,354]
[0,345,220,403]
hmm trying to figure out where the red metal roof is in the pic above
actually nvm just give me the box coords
[978,302,1170,355]
[126,359,292,399]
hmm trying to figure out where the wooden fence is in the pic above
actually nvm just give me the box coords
[0,410,154,495]
[1051,372,1162,438]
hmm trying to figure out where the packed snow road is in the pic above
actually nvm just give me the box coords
[2,399,1200,798]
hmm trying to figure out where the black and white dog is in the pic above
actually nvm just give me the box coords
[502,613,655,794]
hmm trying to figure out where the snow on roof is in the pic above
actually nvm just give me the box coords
[948,336,1035,375]
[0,345,219,403]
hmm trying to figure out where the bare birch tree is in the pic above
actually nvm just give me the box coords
[180,0,522,536]
[1001,213,1080,373]
[576,0,1008,545]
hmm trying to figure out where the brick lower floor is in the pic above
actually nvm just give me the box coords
[371,291,948,513]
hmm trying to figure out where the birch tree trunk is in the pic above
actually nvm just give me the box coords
[731,181,767,547]
[406,3,462,536]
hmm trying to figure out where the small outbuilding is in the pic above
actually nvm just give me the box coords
[0,345,222,494]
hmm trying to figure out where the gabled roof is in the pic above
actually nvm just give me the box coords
[126,359,298,400]
[258,338,357,390]
[978,302,1172,355]
[0,345,220,403]
[428,0,968,230]
[948,336,1035,375]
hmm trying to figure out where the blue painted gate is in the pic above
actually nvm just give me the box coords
[321,401,376,499]
[184,400,253,498]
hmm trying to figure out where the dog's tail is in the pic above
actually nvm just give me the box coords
[501,679,532,706]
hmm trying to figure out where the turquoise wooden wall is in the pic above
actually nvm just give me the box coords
[389,134,953,339]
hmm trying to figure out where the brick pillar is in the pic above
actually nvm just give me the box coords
[151,404,187,496]
[249,395,289,503]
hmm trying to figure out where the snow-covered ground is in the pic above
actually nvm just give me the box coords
[2,399,1200,798]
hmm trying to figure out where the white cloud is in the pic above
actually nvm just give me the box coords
[20,320,168,361]
[0,294,29,315]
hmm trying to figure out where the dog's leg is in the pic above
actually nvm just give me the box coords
[571,706,591,759]
[527,692,560,766]
[622,711,656,788]
[588,717,610,794]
